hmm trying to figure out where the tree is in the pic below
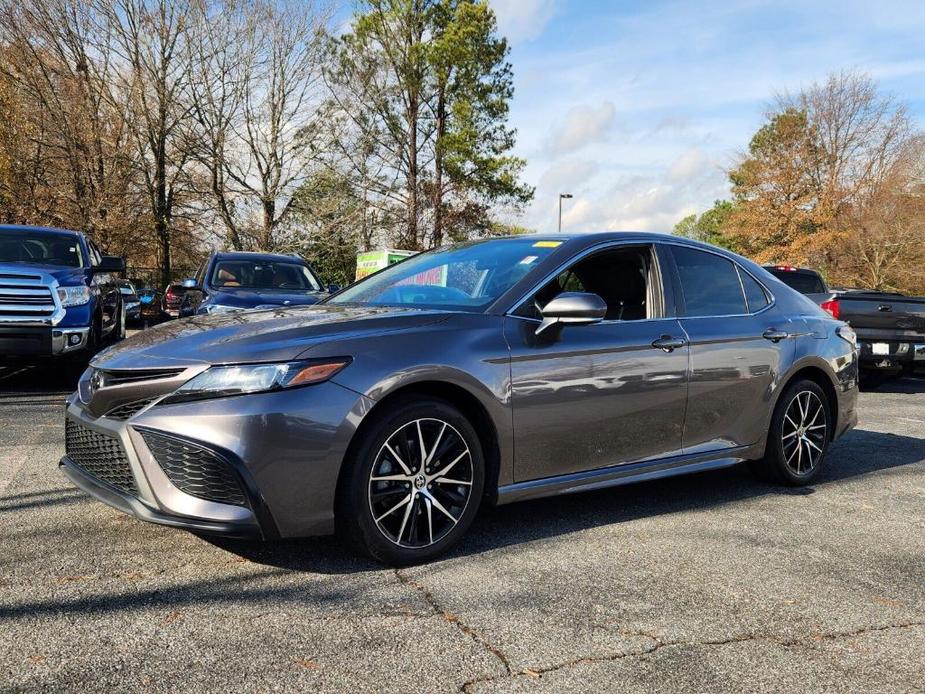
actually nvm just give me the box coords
[428,0,532,245]
[673,200,737,249]
[726,72,922,277]
[0,0,144,250]
[321,0,532,251]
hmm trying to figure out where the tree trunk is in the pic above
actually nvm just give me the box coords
[433,83,445,248]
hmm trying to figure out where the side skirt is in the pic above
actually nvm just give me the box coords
[496,445,762,506]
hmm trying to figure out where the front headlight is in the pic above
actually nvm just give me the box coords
[57,286,92,307]
[199,303,244,315]
[160,358,352,404]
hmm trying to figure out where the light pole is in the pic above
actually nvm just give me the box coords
[558,193,573,233]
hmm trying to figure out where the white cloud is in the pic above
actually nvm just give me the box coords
[546,102,616,155]
[490,0,557,45]
[667,148,711,182]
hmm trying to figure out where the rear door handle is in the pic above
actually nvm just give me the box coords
[878,304,892,312]
[651,335,687,352]
[762,328,790,342]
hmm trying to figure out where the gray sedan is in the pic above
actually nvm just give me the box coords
[61,233,859,564]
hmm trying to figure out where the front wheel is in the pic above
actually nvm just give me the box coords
[751,379,831,485]
[338,398,485,565]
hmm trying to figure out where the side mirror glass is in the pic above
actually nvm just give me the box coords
[327,284,340,294]
[536,291,607,336]
[95,255,125,273]
[181,278,199,289]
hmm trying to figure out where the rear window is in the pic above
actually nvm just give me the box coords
[767,270,826,294]
[672,246,747,317]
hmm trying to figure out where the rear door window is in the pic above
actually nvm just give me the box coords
[672,246,747,317]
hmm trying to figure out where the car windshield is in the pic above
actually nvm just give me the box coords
[210,260,321,291]
[328,238,563,312]
[0,230,84,268]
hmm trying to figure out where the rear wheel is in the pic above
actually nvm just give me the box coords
[338,398,484,565]
[751,379,831,485]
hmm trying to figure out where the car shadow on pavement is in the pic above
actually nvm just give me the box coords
[210,427,925,574]
[0,364,79,396]
[867,375,925,394]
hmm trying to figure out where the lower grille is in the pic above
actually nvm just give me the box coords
[65,419,138,495]
[140,431,247,506]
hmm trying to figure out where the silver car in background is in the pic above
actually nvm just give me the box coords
[61,233,858,564]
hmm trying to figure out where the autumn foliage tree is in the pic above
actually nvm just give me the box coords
[719,72,925,293]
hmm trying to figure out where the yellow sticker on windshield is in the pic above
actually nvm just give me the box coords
[533,241,562,248]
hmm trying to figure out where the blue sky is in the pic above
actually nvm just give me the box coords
[489,0,925,232]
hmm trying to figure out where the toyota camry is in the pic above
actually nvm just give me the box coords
[61,233,859,564]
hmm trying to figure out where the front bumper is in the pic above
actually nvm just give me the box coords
[60,455,262,538]
[61,379,371,539]
[0,325,90,356]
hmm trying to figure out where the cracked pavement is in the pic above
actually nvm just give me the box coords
[1,364,924,692]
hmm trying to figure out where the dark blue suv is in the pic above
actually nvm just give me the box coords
[0,225,125,359]
[179,251,329,316]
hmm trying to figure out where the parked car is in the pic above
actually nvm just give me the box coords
[0,224,125,361]
[62,233,858,564]
[765,265,925,383]
[137,288,161,324]
[161,283,190,319]
[117,280,141,325]
[178,251,330,317]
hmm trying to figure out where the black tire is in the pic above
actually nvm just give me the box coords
[337,397,485,565]
[751,378,831,486]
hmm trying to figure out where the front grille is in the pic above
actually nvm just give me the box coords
[65,419,138,495]
[104,397,158,420]
[97,368,186,386]
[0,273,56,317]
[140,431,247,506]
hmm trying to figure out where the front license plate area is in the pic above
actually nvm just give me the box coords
[872,342,890,355]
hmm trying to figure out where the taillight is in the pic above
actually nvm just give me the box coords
[820,299,840,319]
[165,288,175,298]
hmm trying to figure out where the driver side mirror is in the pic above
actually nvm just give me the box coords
[180,278,200,290]
[536,292,607,336]
[94,255,125,274]
[327,284,340,294]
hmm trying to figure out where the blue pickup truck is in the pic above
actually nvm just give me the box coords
[0,225,126,361]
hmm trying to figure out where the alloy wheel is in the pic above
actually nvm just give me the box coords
[367,418,474,548]
[781,390,827,475]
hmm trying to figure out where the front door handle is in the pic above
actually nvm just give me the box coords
[762,328,790,342]
[878,304,892,312]
[651,335,687,352]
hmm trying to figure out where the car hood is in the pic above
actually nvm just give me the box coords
[93,304,451,368]
[0,263,88,285]
[205,288,327,309]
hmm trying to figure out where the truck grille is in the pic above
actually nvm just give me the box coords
[140,431,247,506]
[0,272,56,317]
[65,419,138,495]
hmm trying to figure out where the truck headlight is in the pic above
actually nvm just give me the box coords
[160,358,352,404]
[57,286,92,307]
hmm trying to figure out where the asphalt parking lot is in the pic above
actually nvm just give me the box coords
[1,363,924,693]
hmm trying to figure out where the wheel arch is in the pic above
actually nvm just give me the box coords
[334,379,504,518]
[774,362,839,441]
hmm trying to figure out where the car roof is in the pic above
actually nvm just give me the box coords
[0,224,82,237]
[211,250,306,264]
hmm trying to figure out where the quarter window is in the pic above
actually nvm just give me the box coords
[672,246,747,317]
[738,267,769,312]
